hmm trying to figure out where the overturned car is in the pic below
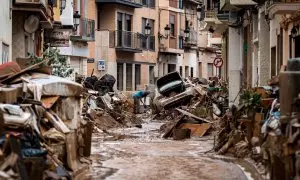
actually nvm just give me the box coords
[153,71,195,111]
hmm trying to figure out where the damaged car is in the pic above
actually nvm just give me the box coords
[153,71,195,111]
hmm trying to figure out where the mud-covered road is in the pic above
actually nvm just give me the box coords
[81,118,254,180]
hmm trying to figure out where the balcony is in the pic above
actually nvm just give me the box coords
[267,0,300,19]
[95,0,143,8]
[217,12,230,21]
[140,35,156,51]
[70,19,95,42]
[110,31,143,53]
[13,0,53,24]
[220,0,257,11]
[180,29,198,48]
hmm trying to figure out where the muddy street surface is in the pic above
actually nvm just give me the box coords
[81,118,253,180]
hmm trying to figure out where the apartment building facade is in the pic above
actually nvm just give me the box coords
[219,0,300,104]
[56,0,96,76]
[158,0,203,79]
[94,0,158,91]
[199,0,228,79]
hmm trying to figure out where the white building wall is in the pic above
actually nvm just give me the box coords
[0,1,12,64]
[185,50,198,78]
[60,0,73,26]
[228,27,243,105]
[199,51,217,79]
[258,8,271,86]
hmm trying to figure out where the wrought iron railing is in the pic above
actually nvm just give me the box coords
[111,30,142,50]
[109,31,155,51]
[140,34,155,51]
[123,0,143,4]
[205,10,218,18]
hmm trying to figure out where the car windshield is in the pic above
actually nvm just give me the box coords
[159,80,182,92]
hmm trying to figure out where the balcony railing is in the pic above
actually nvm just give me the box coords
[180,29,198,47]
[110,31,142,53]
[71,18,95,42]
[205,10,218,19]
[95,0,143,8]
[15,0,46,5]
[140,34,155,51]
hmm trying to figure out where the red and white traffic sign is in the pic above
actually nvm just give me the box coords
[213,58,223,68]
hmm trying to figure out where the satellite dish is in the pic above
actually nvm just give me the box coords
[24,15,40,34]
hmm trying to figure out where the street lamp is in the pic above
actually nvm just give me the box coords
[73,11,81,31]
[60,0,66,15]
[145,23,151,36]
[164,24,170,37]
[184,27,190,40]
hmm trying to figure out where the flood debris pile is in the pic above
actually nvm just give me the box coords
[81,74,142,132]
[154,72,228,140]
[213,59,300,180]
[0,61,92,179]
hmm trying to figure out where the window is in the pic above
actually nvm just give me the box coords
[117,13,132,47]
[179,66,183,76]
[170,15,175,37]
[142,0,147,6]
[142,0,155,8]
[271,47,276,76]
[148,0,155,8]
[185,66,189,77]
[178,0,183,9]
[1,43,9,64]
[149,65,155,84]
[208,63,213,77]
[191,67,194,78]
[141,18,155,51]
[168,64,176,73]
[179,37,183,49]
[117,63,124,91]
[126,64,133,91]
[135,64,141,90]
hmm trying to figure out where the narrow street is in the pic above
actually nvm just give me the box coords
[81,118,254,180]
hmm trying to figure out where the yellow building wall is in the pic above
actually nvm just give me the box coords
[53,0,61,22]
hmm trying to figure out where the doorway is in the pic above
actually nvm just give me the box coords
[295,36,300,58]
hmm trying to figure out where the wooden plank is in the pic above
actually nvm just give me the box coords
[253,113,264,137]
[162,115,184,139]
[178,123,211,137]
[65,132,79,171]
[41,96,59,109]
[44,110,70,134]
[175,108,213,124]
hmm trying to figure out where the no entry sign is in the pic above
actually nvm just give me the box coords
[213,58,223,68]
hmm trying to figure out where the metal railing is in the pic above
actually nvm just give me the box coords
[80,18,95,41]
[180,29,198,47]
[140,34,155,51]
[122,0,143,4]
[15,0,46,4]
[111,30,142,50]
[205,10,218,19]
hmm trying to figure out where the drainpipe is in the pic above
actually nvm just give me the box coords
[157,8,161,78]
